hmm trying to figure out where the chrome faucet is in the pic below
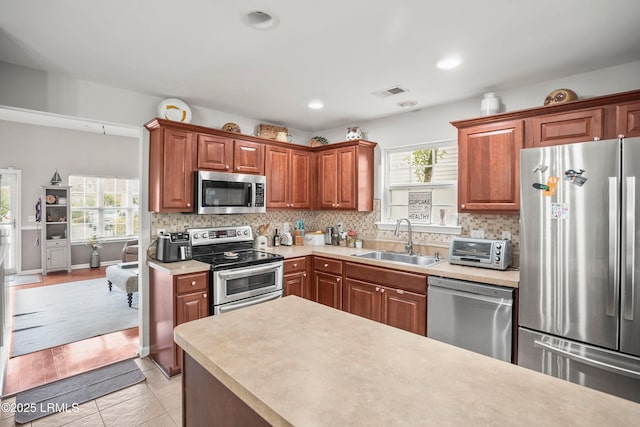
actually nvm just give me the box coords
[394,218,413,255]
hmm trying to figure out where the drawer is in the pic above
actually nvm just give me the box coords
[313,256,343,275]
[175,272,208,294]
[46,239,68,247]
[284,257,306,274]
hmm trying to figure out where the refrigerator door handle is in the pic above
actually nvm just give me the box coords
[534,339,640,380]
[624,176,636,320]
[608,177,619,317]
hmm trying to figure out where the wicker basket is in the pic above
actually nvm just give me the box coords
[259,124,288,139]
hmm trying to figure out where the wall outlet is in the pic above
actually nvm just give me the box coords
[157,228,166,237]
[470,229,484,239]
[501,231,512,241]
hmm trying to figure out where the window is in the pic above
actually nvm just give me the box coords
[382,140,460,232]
[69,176,139,241]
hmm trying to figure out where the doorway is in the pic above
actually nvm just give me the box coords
[0,168,21,275]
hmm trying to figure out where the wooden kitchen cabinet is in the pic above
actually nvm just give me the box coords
[344,262,427,335]
[149,267,209,376]
[456,119,523,213]
[147,121,196,212]
[197,134,264,175]
[617,100,640,138]
[284,257,309,299]
[312,256,343,309]
[265,145,312,209]
[316,140,376,211]
[527,108,604,147]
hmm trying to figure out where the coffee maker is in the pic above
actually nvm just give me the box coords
[157,232,192,262]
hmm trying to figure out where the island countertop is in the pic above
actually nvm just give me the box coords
[174,296,639,426]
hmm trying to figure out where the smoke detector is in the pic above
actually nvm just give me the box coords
[241,10,279,30]
[372,86,409,98]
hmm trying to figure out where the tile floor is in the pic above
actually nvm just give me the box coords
[0,357,182,427]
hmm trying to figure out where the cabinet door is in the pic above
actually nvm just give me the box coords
[197,133,233,171]
[381,288,426,335]
[284,272,306,298]
[233,139,265,175]
[314,271,342,310]
[458,120,523,213]
[344,279,380,322]
[336,146,357,209]
[162,128,195,210]
[617,101,640,138]
[46,246,68,270]
[290,149,312,209]
[175,291,209,368]
[265,145,290,208]
[316,150,338,209]
[529,108,604,147]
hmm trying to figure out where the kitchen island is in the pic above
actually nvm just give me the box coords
[174,296,639,426]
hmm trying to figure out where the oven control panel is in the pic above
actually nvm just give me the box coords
[189,226,253,246]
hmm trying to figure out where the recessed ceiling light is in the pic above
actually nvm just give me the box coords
[241,10,279,30]
[436,56,461,70]
[397,100,418,108]
[307,100,324,110]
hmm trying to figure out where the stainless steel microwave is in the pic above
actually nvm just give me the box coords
[448,237,512,270]
[195,171,266,214]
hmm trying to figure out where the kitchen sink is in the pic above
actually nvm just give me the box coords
[352,251,442,267]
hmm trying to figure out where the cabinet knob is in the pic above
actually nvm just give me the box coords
[461,204,465,209]
[226,165,230,170]
[337,278,341,282]
[324,263,329,267]
[375,287,380,292]
[380,288,385,293]
[293,263,298,267]
[203,294,207,298]
[187,203,191,207]
[303,273,307,277]
[236,166,240,171]
[191,281,196,286]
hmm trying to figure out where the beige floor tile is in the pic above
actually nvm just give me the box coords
[64,411,105,427]
[32,401,99,427]
[168,407,182,427]
[137,414,177,427]
[0,396,16,420]
[152,380,181,413]
[0,415,26,427]
[132,357,156,374]
[94,382,150,411]
[142,368,175,393]
[99,391,166,427]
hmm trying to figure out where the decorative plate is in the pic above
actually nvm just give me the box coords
[222,122,241,133]
[158,98,192,123]
[46,195,57,204]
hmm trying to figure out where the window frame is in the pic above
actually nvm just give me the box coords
[69,175,140,243]
[378,139,462,235]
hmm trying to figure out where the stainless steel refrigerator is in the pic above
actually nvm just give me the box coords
[518,137,640,403]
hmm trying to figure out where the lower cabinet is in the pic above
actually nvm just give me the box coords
[149,267,209,376]
[312,256,343,310]
[284,257,309,299]
[344,262,427,335]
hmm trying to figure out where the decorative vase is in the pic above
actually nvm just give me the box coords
[90,247,100,268]
[346,127,362,141]
[480,93,500,116]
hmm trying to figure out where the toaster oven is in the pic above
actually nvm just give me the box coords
[448,237,512,270]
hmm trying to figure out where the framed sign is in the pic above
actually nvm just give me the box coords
[408,191,432,223]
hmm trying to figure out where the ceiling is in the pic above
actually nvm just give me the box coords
[1,1,640,132]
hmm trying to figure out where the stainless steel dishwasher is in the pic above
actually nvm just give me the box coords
[427,276,514,362]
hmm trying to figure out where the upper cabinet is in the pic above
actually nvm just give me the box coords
[265,145,312,209]
[197,134,264,175]
[145,118,377,213]
[457,120,523,213]
[452,89,640,214]
[316,140,376,211]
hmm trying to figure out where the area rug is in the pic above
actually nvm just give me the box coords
[14,359,146,424]
[6,274,42,286]
[11,278,139,357]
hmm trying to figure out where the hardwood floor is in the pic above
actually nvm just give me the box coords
[3,267,140,397]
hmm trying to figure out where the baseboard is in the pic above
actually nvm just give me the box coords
[21,261,123,276]
[138,345,150,358]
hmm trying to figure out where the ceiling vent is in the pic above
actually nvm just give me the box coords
[372,86,409,98]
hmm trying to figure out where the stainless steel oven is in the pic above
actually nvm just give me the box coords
[189,226,284,315]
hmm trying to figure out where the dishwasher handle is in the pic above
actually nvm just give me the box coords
[428,276,514,301]
[428,284,513,307]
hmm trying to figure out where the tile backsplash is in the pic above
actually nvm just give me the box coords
[152,200,520,251]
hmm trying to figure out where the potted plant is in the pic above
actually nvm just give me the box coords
[406,148,446,183]
[86,234,103,268]
[308,136,329,147]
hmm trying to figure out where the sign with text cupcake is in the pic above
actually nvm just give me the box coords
[408,191,432,223]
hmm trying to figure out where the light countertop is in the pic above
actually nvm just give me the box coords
[174,296,639,426]
[147,244,519,288]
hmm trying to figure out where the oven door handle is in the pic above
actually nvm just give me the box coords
[217,262,282,281]
[217,291,282,314]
